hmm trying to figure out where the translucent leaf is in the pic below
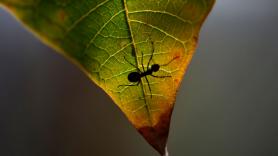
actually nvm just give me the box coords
[0,0,215,155]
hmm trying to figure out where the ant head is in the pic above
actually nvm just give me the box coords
[151,64,160,72]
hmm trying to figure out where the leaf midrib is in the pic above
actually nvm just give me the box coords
[122,0,153,125]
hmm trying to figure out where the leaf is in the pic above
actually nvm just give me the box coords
[0,0,215,155]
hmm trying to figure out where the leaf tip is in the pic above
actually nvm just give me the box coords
[138,108,173,155]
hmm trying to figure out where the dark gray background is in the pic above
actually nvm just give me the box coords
[0,0,278,156]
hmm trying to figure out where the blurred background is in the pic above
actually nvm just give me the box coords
[0,0,278,156]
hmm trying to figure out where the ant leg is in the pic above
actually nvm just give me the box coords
[140,52,153,98]
[124,56,141,72]
[147,41,155,69]
[151,74,171,78]
[141,51,146,72]
[140,47,153,98]
[143,77,152,98]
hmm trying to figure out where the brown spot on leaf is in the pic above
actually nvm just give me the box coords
[58,10,67,22]
[138,108,173,155]
[171,48,183,61]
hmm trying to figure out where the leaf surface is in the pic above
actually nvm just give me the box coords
[0,0,215,155]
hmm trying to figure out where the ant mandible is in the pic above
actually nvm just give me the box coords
[119,41,178,98]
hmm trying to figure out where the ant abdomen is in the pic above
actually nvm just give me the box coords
[128,72,141,82]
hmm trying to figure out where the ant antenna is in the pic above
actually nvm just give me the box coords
[160,56,180,66]
[148,40,179,67]
[124,56,141,72]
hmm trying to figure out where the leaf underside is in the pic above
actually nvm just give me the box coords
[0,0,215,155]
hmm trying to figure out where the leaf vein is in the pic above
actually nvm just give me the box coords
[85,10,125,50]
[66,0,110,32]
[130,19,185,44]
[129,10,192,24]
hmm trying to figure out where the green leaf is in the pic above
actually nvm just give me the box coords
[0,0,215,155]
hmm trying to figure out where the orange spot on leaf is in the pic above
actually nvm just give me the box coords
[58,10,67,22]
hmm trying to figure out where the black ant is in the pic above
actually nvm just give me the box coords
[119,41,178,98]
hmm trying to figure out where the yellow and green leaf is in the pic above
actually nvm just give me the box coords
[0,0,215,155]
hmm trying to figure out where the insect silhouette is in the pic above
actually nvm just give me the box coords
[119,41,179,98]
